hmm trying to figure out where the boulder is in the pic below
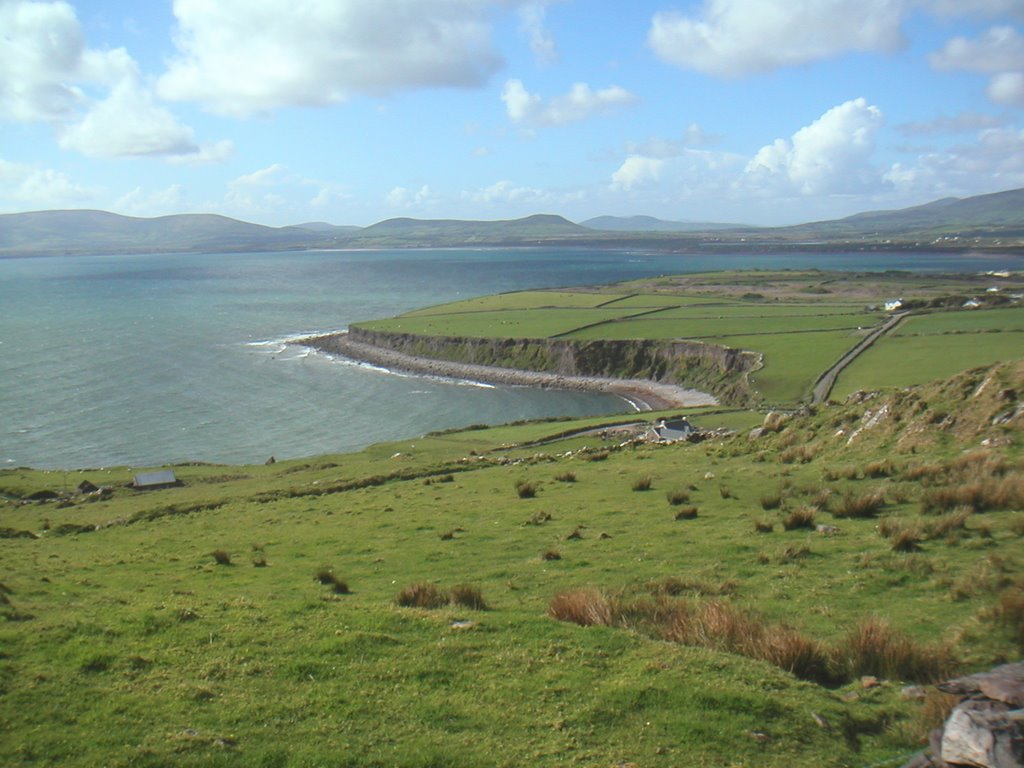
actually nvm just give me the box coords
[940,699,1023,767]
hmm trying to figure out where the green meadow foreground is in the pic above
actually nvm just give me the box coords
[2,271,1023,767]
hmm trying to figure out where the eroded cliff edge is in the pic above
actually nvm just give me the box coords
[305,326,760,407]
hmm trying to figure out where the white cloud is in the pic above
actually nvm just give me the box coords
[611,155,664,190]
[470,180,547,204]
[502,79,638,126]
[518,2,557,66]
[648,0,907,77]
[0,0,226,161]
[158,0,507,116]
[744,98,884,194]
[113,184,188,217]
[57,74,199,158]
[989,72,1024,106]
[885,127,1024,196]
[387,185,433,207]
[0,0,85,121]
[898,111,1009,136]
[167,140,236,166]
[931,26,1024,72]
[931,26,1024,107]
[0,158,95,209]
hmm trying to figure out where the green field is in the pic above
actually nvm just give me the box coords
[3,362,1023,767]
[833,306,1024,399]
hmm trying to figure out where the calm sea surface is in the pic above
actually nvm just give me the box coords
[2,247,1021,469]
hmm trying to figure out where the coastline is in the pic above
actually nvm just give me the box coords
[297,332,718,412]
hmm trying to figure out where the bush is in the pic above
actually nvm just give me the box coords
[515,480,538,499]
[632,476,653,492]
[782,506,817,531]
[449,583,488,611]
[396,582,448,609]
[210,549,232,566]
[666,489,690,506]
[548,588,612,626]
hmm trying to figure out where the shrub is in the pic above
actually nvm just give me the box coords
[632,476,653,492]
[548,588,612,626]
[315,567,350,594]
[782,506,817,531]
[832,489,886,519]
[840,617,954,682]
[449,583,488,611]
[554,472,576,483]
[396,582,448,609]
[210,549,232,566]
[666,489,690,506]
[515,480,538,499]
[674,506,698,520]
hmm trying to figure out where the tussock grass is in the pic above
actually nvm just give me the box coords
[554,471,576,483]
[754,520,774,533]
[548,588,612,626]
[210,549,232,566]
[515,480,538,499]
[673,506,698,520]
[665,489,690,506]
[841,617,954,683]
[631,476,653,491]
[396,582,448,609]
[920,473,1024,514]
[541,549,562,561]
[759,492,782,511]
[449,583,488,611]
[832,489,885,519]
[315,567,350,594]
[890,528,923,553]
[782,506,817,531]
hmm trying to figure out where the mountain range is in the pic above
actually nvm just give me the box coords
[2,187,1023,257]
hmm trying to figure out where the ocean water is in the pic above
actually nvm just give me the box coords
[2,247,1021,469]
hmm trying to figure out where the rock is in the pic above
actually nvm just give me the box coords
[939,663,1024,707]
[817,524,841,536]
[77,480,99,493]
[265,456,276,465]
[811,712,832,731]
[26,490,59,501]
[901,685,928,701]
[748,427,766,440]
[940,699,1023,768]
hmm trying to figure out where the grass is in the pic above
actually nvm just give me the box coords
[1,352,1022,766]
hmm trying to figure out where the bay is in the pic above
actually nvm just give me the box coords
[1,246,1021,469]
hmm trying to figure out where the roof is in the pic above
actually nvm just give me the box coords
[132,470,178,488]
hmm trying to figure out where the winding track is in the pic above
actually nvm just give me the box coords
[810,311,908,404]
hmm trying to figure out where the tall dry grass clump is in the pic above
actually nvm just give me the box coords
[840,617,954,683]
[832,489,886,519]
[782,506,817,531]
[548,588,612,626]
[396,582,448,609]
[632,476,653,492]
[920,473,1024,514]
[515,480,538,499]
[449,583,488,611]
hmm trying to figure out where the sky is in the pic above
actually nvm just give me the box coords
[2,0,1024,227]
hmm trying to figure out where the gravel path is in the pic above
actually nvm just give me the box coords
[299,333,718,412]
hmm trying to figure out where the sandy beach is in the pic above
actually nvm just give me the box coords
[299,332,718,412]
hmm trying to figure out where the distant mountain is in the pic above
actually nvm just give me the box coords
[581,215,744,232]
[0,210,317,257]
[789,187,1024,239]
[2,188,1022,257]
[293,221,363,233]
[354,214,590,245]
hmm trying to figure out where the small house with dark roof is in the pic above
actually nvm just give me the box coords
[132,470,181,490]
[650,418,695,442]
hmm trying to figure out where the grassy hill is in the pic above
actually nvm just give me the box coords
[2,357,1022,766]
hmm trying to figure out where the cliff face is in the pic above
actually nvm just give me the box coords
[345,326,759,405]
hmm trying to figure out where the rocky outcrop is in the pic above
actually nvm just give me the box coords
[904,663,1024,768]
[324,326,759,405]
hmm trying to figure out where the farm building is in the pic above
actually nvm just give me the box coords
[131,470,181,490]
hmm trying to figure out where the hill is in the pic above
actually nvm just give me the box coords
[581,214,744,232]
[0,209,317,257]
[1,358,1022,766]
[352,213,590,246]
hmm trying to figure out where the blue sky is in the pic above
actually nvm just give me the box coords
[2,0,1023,226]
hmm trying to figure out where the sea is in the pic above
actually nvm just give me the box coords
[2,246,1021,470]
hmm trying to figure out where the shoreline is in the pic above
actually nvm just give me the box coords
[297,332,718,412]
